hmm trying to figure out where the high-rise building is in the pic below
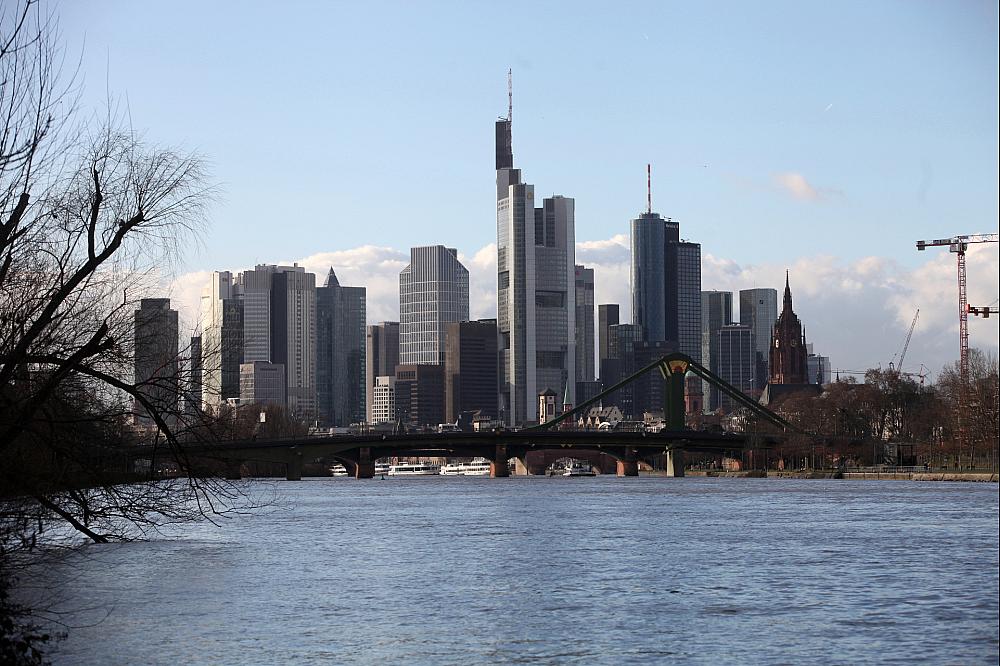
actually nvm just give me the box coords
[739,287,778,391]
[574,265,595,383]
[716,324,754,412]
[366,322,400,424]
[399,246,469,366]
[444,319,499,423]
[394,363,445,429]
[701,290,733,411]
[200,272,243,410]
[806,344,831,386]
[603,323,642,419]
[371,376,397,425]
[185,335,202,417]
[240,361,286,408]
[495,84,575,425]
[597,304,619,378]
[630,200,702,362]
[770,273,809,385]
[134,298,179,420]
[316,268,366,427]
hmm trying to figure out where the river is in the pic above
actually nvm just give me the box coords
[33,477,1000,664]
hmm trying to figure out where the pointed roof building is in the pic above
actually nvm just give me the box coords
[768,271,809,385]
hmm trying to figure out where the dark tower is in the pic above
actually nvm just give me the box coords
[769,272,808,385]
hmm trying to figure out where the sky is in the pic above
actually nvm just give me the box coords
[59,1,999,379]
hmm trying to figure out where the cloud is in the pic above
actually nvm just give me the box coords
[165,236,998,380]
[772,172,824,201]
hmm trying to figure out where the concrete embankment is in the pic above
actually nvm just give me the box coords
[842,471,998,482]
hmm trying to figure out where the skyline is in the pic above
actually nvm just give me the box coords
[58,1,999,378]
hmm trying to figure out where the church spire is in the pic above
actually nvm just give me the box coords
[783,270,793,313]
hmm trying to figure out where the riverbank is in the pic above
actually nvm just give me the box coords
[682,469,999,482]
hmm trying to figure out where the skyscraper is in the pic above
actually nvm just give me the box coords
[399,245,469,366]
[316,268,366,427]
[496,79,576,425]
[200,271,243,410]
[739,287,778,391]
[574,265,595,383]
[444,319,499,423]
[630,181,702,362]
[717,324,754,411]
[134,298,179,420]
[366,322,399,424]
[701,290,733,411]
[597,304,619,378]
[769,273,809,385]
[233,264,316,418]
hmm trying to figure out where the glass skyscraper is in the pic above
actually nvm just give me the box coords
[739,287,778,391]
[317,268,366,427]
[399,245,469,366]
[701,290,733,411]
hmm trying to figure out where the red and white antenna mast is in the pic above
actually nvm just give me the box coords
[646,163,652,214]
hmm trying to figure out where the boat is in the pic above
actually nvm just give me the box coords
[387,461,441,476]
[329,464,349,477]
[439,458,492,476]
[374,462,390,476]
[562,460,596,477]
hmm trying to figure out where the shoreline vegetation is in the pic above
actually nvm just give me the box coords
[684,469,999,482]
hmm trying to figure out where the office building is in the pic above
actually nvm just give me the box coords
[399,245,469,366]
[134,298,179,419]
[739,287,778,391]
[630,195,702,362]
[807,345,831,386]
[366,322,400,424]
[495,86,575,425]
[444,319,499,423]
[200,272,243,410]
[574,265,595,383]
[317,268,366,427]
[701,290,733,411]
[371,376,397,425]
[597,304,619,377]
[185,335,202,417]
[394,363,445,429]
[716,324,754,412]
[240,361,286,408]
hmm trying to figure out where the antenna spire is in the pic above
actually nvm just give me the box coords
[507,68,512,122]
[646,163,652,214]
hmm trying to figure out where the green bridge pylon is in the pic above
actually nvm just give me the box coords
[529,352,796,434]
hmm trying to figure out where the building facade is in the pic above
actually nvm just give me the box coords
[394,363,445,429]
[495,97,575,426]
[574,265,595,383]
[239,361,286,408]
[716,324,754,412]
[701,290,733,411]
[769,273,809,385]
[365,322,400,424]
[444,319,499,423]
[370,376,397,425]
[134,298,179,419]
[200,272,243,410]
[316,268,366,427]
[597,303,619,379]
[739,287,778,391]
[399,245,469,366]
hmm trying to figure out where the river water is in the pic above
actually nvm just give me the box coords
[34,477,999,664]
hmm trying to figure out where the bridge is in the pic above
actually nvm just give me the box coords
[138,353,797,479]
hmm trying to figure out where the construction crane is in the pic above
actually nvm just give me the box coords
[889,309,919,372]
[916,233,999,453]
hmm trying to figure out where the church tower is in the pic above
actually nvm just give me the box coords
[769,272,808,385]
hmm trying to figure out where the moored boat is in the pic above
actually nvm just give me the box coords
[562,460,596,477]
[439,458,492,476]
[388,462,441,476]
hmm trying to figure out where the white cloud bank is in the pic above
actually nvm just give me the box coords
[771,171,842,202]
[166,238,998,380]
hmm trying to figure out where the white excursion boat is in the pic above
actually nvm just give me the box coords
[562,460,597,477]
[387,462,441,476]
[374,462,390,476]
[329,464,349,477]
[439,458,492,476]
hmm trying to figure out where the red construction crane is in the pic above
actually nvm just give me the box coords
[915,233,999,451]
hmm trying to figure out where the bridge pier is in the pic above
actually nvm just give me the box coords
[616,459,639,477]
[286,450,303,481]
[491,444,510,478]
[355,447,374,479]
[666,449,685,477]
